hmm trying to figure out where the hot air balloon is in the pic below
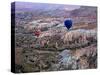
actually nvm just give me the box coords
[64,19,73,30]
[34,28,41,37]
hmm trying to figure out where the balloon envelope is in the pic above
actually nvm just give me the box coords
[64,19,73,30]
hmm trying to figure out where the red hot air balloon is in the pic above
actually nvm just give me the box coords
[34,29,41,37]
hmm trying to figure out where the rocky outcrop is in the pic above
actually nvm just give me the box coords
[50,44,97,70]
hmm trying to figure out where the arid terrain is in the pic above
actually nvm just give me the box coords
[12,2,97,73]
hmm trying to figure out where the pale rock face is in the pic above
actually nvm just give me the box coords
[39,31,53,38]
[58,50,77,69]
[62,29,96,44]
[50,50,78,70]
